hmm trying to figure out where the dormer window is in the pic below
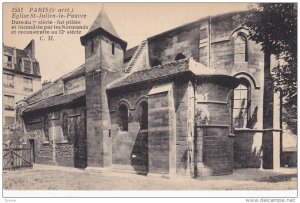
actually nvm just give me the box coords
[3,55,12,68]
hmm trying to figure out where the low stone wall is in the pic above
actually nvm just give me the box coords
[281,151,297,168]
[36,142,75,167]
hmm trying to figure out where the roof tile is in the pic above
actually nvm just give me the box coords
[24,91,85,113]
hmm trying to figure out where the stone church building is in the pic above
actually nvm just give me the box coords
[18,9,282,177]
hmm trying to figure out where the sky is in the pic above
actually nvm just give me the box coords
[3,3,249,82]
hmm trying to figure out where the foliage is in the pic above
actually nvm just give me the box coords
[243,3,297,133]
[3,123,24,146]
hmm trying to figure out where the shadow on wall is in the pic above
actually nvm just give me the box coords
[73,116,87,169]
[247,106,258,129]
[234,130,263,168]
[130,129,148,175]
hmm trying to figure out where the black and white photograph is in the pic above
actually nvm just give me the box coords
[1,2,297,201]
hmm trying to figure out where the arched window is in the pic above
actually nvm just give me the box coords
[62,113,68,140]
[152,59,161,67]
[119,104,128,131]
[139,101,148,130]
[233,80,251,128]
[44,115,49,141]
[175,53,186,61]
[234,34,248,63]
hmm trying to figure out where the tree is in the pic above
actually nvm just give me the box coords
[243,3,297,133]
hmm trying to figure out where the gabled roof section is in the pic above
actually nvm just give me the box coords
[24,64,85,102]
[107,58,190,90]
[107,58,237,91]
[23,91,86,113]
[88,8,119,37]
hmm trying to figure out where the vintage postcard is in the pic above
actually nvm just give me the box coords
[2,2,297,200]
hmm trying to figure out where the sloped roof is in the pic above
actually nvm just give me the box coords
[3,44,40,77]
[88,8,119,37]
[61,64,85,81]
[23,91,85,113]
[107,58,190,90]
[124,46,138,62]
[24,64,85,102]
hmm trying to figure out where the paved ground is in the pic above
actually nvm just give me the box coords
[3,164,297,190]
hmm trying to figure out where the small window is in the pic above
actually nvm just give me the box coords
[152,59,161,67]
[234,34,248,63]
[4,95,14,111]
[62,113,68,140]
[3,73,14,88]
[23,59,32,74]
[112,43,115,55]
[119,104,128,131]
[233,81,251,128]
[23,77,33,92]
[139,101,148,130]
[44,115,49,141]
[175,53,186,61]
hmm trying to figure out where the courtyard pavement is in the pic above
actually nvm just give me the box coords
[3,164,297,190]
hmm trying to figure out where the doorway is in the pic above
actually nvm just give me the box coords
[29,139,35,163]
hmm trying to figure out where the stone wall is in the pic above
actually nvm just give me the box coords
[233,130,263,168]
[84,32,125,168]
[64,76,85,95]
[148,23,200,66]
[109,87,151,174]
[194,79,235,176]
[174,80,193,176]
[148,89,176,175]
[281,151,297,168]
[109,80,191,176]
[23,103,86,168]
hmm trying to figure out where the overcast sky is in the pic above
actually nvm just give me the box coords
[3,3,249,82]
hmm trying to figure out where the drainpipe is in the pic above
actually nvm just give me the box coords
[193,77,205,178]
[51,113,56,165]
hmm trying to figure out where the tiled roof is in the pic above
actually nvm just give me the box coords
[61,64,85,81]
[88,8,119,37]
[124,40,147,73]
[124,46,138,62]
[23,91,85,113]
[108,58,190,90]
[24,64,85,102]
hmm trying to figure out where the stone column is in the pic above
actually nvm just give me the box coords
[148,83,176,176]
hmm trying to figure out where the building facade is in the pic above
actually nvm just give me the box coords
[3,40,41,125]
[18,9,282,177]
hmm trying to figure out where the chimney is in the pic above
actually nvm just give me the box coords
[24,39,35,59]
[42,80,52,89]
